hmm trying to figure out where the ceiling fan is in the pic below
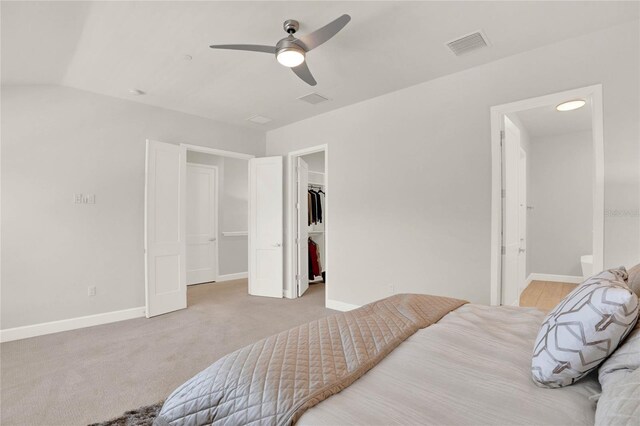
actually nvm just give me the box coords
[209,14,351,86]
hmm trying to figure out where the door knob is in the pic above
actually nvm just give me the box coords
[518,248,526,253]
[209,238,217,242]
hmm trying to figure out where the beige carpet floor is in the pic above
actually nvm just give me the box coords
[1,280,332,425]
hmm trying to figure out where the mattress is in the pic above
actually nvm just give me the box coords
[297,304,601,425]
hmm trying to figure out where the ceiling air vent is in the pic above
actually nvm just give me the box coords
[298,92,330,105]
[246,115,272,124]
[446,30,489,56]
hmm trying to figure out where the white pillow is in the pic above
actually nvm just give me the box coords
[598,320,640,389]
[595,367,640,426]
[531,268,639,388]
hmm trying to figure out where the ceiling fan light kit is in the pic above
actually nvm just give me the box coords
[275,39,305,67]
[209,14,351,86]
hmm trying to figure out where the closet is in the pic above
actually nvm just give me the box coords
[296,151,326,298]
[308,172,325,284]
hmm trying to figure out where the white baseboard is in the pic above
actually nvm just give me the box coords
[525,273,584,287]
[326,299,360,312]
[216,272,248,282]
[0,306,146,343]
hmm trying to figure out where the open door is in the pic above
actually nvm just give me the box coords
[248,156,283,298]
[296,158,310,297]
[517,148,527,295]
[145,140,187,317]
[502,117,522,306]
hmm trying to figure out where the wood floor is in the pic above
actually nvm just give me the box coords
[519,280,577,312]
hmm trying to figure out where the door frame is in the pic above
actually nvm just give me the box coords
[286,144,328,306]
[185,162,219,285]
[489,84,604,306]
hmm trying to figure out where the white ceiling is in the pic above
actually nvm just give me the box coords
[2,1,638,130]
[515,101,593,139]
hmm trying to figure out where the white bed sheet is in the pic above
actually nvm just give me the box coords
[298,304,600,426]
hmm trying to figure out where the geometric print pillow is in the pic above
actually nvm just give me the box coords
[531,268,639,388]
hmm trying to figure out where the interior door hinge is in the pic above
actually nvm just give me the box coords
[296,203,300,210]
[295,274,301,281]
[501,246,506,255]
[501,189,506,198]
[500,130,505,146]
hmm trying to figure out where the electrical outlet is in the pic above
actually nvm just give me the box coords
[74,193,84,204]
[88,286,96,297]
[86,194,96,204]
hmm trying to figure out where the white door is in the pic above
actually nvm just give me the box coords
[248,156,283,298]
[145,140,187,317]
[186,164,218,285]
[517,148,527,294]
[297,158,310,297]
[502,117,521,306]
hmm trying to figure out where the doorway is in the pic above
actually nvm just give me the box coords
[144,141,254,317]
[490,85,604,306]
[287,145,328,304]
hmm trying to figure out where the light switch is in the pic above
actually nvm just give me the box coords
[86,194,96,204]
[74,194,84,204]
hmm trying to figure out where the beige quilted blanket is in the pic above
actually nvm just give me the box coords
[154,293,466,426]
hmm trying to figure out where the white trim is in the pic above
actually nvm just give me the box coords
[490,84,604,306]
[180,143,255,160]
[222,231,248,237]
[286,145,329,306]
[0,307,145,343]
[326,299,360,312]
[525,273,584,287]
[216,272,248,282]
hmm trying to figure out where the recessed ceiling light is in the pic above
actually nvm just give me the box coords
[556,99,586,111]
[247,115,272,124]
[128,89,145,95]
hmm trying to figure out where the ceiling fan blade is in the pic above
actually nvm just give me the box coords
[291,62,317,86]
[296,14,351,51]
[209,44,276,54]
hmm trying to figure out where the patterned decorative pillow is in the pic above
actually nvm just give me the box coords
[531,268,639,388]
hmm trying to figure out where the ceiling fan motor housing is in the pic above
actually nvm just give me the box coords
[283,19,299,34]
[275,37,306,57]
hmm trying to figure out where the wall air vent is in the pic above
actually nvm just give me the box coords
[298,92,330,105]
[446,30,489,56]
[246,115,272,124]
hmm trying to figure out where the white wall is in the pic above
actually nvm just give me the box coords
[266,21,640,307]
[186,152,249,276]
[302,151,325,173]
[1,85,264,329]
[528,131,593,277]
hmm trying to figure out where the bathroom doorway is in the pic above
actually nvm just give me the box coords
[490,85,604,307]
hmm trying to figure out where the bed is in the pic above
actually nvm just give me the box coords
[153,266,639,426]
[297,304,600,425]
[154,292,635,426]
